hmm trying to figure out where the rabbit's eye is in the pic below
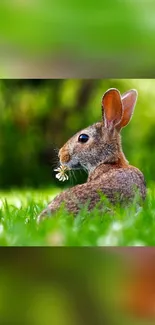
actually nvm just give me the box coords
[78,134,89,143]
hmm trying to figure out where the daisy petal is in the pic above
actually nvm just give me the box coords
[56,173,61,179]
[54,168,61,172]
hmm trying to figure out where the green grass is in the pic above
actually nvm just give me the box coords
[0,184,155,246]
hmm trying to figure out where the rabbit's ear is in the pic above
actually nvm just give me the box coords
[102,88,123,130]
[116,89,138,131]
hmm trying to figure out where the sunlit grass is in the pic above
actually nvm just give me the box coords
[0,184,154,246]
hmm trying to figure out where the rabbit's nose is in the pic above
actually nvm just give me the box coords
[58,147,70,163]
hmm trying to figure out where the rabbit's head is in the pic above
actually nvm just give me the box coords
[58,88,138,173]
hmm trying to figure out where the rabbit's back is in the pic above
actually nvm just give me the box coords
[88,165,146,202]
[38,165,146,221]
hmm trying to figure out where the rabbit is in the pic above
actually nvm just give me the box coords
[37,88,146,222]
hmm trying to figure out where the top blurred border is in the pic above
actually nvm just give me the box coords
[0,0,154,78]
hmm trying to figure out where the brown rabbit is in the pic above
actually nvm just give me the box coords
[37,88,146,222]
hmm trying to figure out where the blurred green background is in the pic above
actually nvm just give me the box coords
[0,1,155,77]
[0,79,154,190]
[0,248,155,325]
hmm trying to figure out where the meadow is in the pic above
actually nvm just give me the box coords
[0,183,154,246]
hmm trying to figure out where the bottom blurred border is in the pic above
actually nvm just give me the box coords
[0,247,155,325]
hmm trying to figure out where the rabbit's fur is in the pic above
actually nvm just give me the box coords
[38,88,146,222]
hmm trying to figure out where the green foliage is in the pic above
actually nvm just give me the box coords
[0,185,155,246]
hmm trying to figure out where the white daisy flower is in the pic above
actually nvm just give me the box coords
[54,165,69,182]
